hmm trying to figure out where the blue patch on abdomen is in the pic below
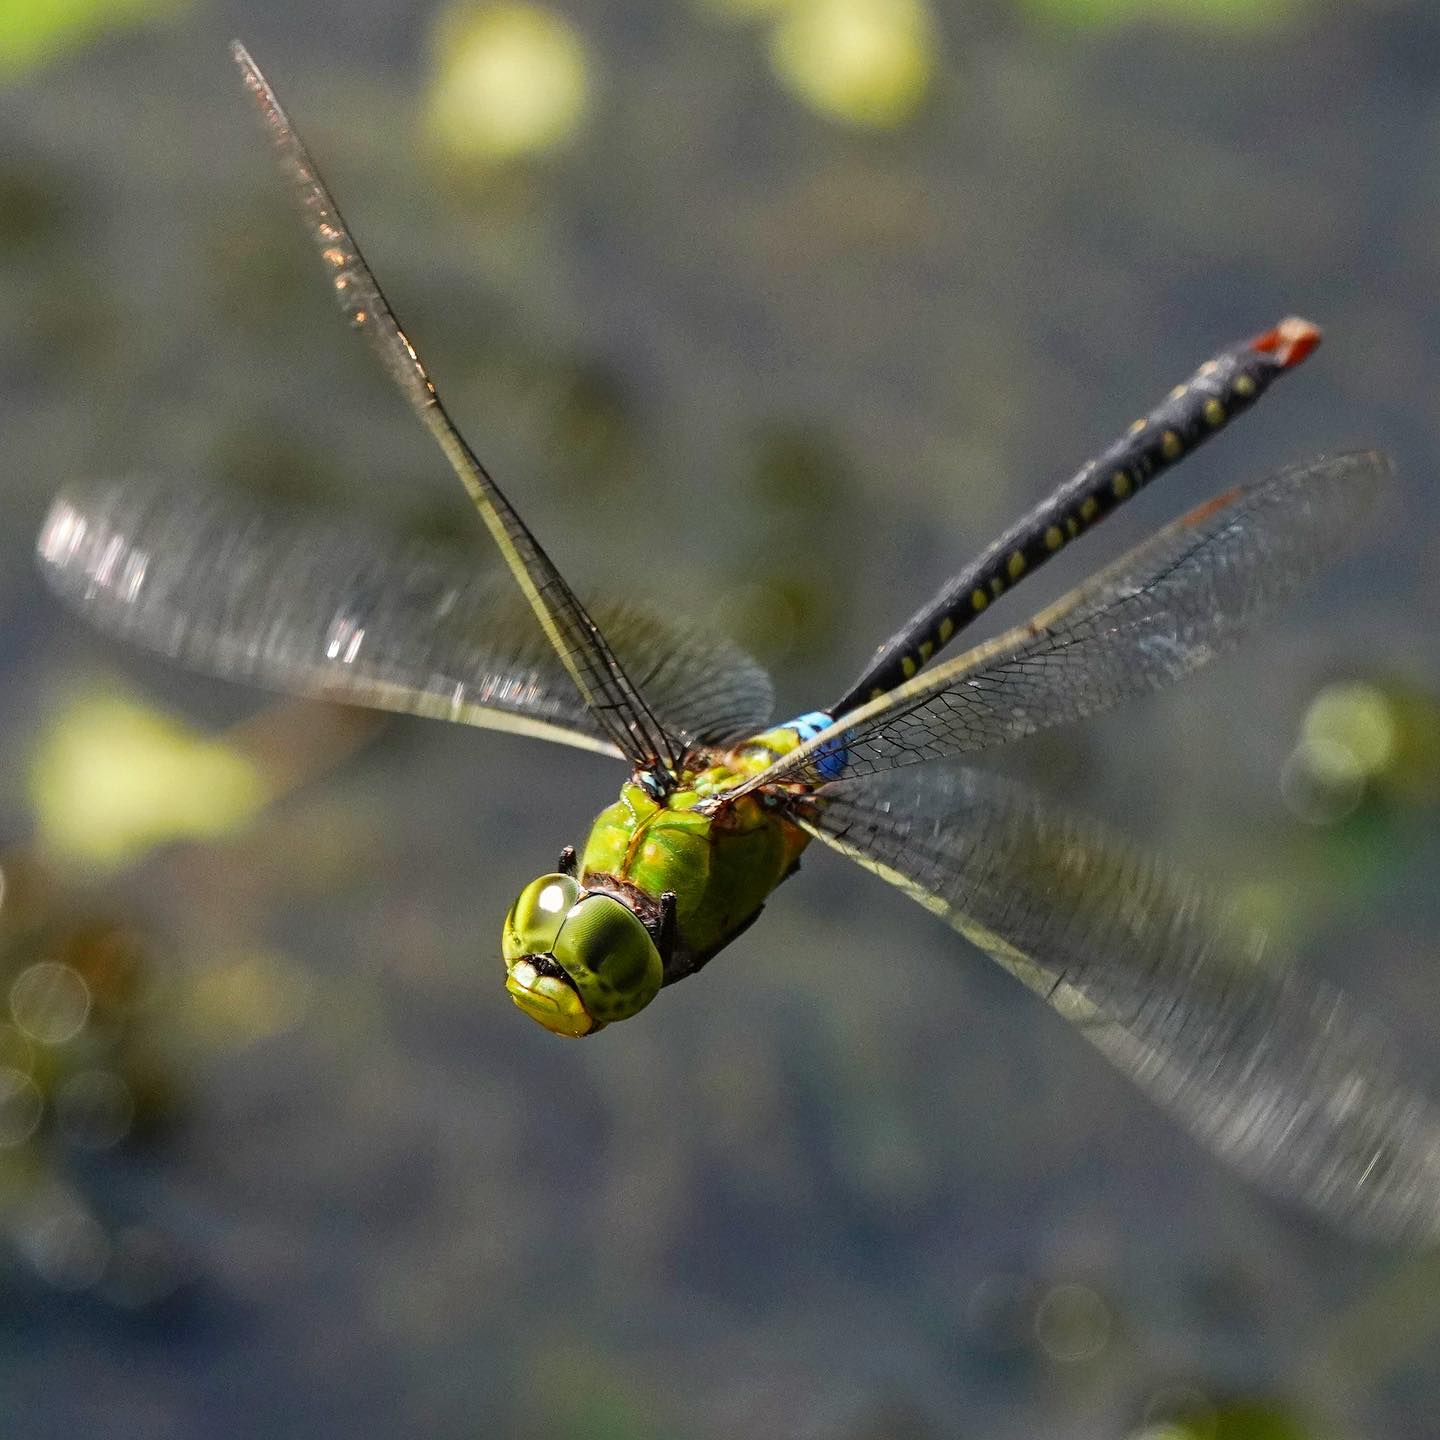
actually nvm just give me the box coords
[780,710,848,781]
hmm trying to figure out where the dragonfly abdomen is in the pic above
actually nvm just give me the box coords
[833,317,1322,712]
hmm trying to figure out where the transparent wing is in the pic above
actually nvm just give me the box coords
[231,42,679,773]
[796,764,1440,1244]
[734,453,1387,793]
[38,482,773,754]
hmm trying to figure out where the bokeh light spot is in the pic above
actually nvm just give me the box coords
[769,0,936,128]
[10,960,90,1045]
[1280,738,1366,826]
[0,1024,36,1075]
[428,2,590,162]
[18,1201,109,1291]
[1034,1282,1111,1362]
[1301,681,1397,777]
[0,1067,44,1146]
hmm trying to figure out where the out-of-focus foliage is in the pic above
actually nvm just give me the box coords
[1137,1397,1313,1440]
[28,691,265,867]
[768,0,936,127]
[0,694,380,1311]
[0,0,186,77]
[1285,677,1440,817]
[0,849,180,1305]
[1018,0,1302,32]
[426,1,590,164]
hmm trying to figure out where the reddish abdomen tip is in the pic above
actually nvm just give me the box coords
[1250,315,1322,369]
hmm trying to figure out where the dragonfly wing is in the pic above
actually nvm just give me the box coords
[736,453,1387,791]
[795,764,1440,1244]
[597,605,774,748]
[231,43,679,773]
[38,482,773,754]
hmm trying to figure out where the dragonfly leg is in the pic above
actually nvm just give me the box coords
[657,891,678,963]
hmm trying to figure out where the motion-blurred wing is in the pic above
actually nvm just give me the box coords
[734,453,1386,791]
[796,764,1440,1244]
[38,483,773,754]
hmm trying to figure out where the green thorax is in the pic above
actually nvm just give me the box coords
[578,725,812,980]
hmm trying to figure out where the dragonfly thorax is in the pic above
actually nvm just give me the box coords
[501,871,664,1037]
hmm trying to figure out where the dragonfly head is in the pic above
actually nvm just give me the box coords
[501,873,663,1037]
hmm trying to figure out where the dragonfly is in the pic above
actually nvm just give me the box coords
[36,41,1440,1245]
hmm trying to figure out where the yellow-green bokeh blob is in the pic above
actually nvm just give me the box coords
[0,0,188,77]
[1018,0,1300,33]
[427,1,590,162]
[30,692,266,867]
[768,0,936,128]
[1301,681,1398,779]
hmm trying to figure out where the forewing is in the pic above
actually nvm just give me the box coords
[231,43,680,771]
[38,482,773,753]
[737,453,1387,791]
[796,764,1440,1244]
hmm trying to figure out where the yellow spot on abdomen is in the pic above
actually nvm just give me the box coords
[939,616,955,641]
[902,655,917,679]
[1112,470,1133,498]
[989,576,1005,599]
[1080,497,1099,522]
[918,639,933,662]
[1161,431,1182,461]
[970,589,988,612]
[1234,374,1256,397]
[1044,525,1064,551]
[1007,551,1026,580]
[1204,397,1225,426]
[1065,515,1079,537]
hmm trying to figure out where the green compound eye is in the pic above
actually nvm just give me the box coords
[502,873,581,962]
[550,894,663,1024]
[501,879,663,1037]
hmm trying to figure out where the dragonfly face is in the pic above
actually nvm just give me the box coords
[501,872,663,1037]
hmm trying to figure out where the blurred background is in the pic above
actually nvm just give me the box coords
[2,0,1440,1435]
